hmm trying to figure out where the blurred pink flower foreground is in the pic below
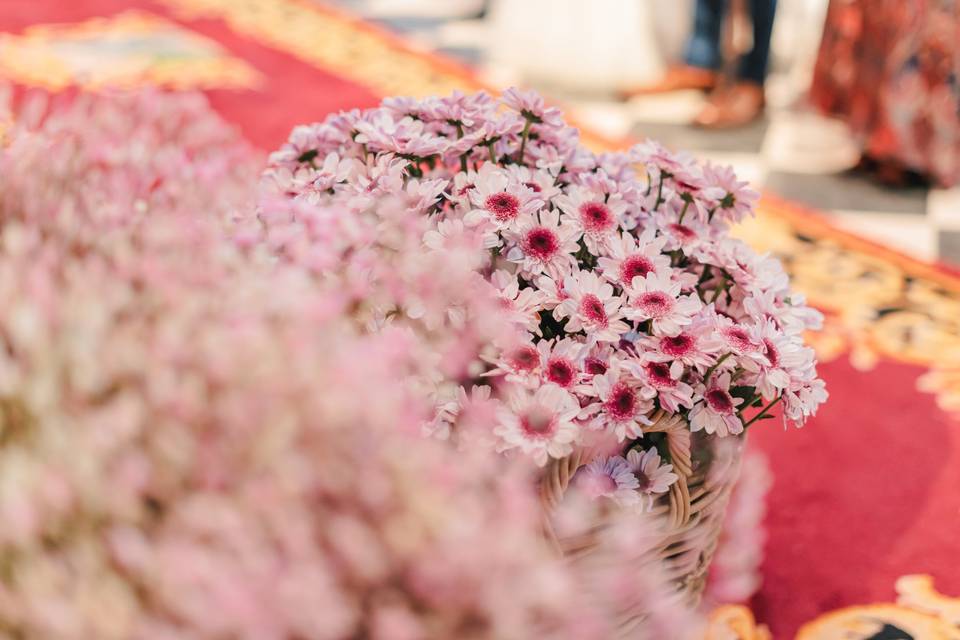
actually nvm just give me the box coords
[0,90,700,639]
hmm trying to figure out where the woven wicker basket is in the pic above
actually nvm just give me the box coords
[539,410,745,635]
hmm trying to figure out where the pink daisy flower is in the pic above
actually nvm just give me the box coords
[743,285,823,335]
[449,168,479,208]
[624,271,702,336]
[580,368,653,442]
[423,219,489,253]
[506,164,562,201]
[629,359,695,414]
[504,208,579,279]
[704,162,759,225]
[533,274,569,311]
[494,384,580,466]
[712,313,761,358]
[354,113,446,157]
[488,270,546,335]
[555,271,630,343]
[535,338,587,390]
[626,448,679,511]
[653,205,710,254]
[689,372,744,437]
[642,317,723,374]
[748,318,817,400]
[782,378,828,425]
[575,343,619,390]
[464,164,542,231]
[575,456,641,507]
[484,342,541,386]
[554,187,628,255]
[596,228,671,289]
[425,384,493,442]
[501,87,564,126]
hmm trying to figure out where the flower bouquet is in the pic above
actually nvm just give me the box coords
[263,88,827,617]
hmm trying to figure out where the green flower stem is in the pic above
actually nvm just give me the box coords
[742,395,782,429]
[653,174,664,211]
[702,352,731,385]
[517,119,532,166]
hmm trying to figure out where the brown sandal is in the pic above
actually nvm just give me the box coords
[619,65,718,100]
[692,82,765,129]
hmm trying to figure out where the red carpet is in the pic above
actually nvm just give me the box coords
[3,2,959,636]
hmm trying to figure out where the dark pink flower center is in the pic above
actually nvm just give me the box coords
[546,358,575,387]
[579,202,615,233]
[520,408,558,439]
[524,181,542,193]
[507,346,539,372]
[669,223,697,241]
[763,338,780,367]
[661,334,694,357]
[579,294,608,328]
[523,227,560,260]
[636,291,673,318]
[606,382,637,420]
[635,469,651,491]
[706,388,734,414]
[584,357,608,376]
[485,192,520,221]
[620,255,655,284]
[723,326,754,353]
[645,362,675,388]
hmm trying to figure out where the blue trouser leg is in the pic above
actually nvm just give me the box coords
[738,0,777,85]
[684,0,725,71]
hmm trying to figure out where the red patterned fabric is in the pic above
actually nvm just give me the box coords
[811,0,960,186]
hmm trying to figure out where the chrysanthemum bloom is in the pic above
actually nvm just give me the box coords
[642,316,724,374]
[597,229,671,289]
[704,162,760,225]
[555,186,628,254]
[536,338,587,390]
[488,269,546,336]
[575,456,641,507]
[504,208,579,279]
[625,271,703,337]
[581,368,653,442]
[465,164,543,231]
[690,372,745,436]
[632,359,696,414]
[495,384,581,465]
[626,448,680,511]
[555,270,630,343]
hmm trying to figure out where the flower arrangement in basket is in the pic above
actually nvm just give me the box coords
[263,89,827,609]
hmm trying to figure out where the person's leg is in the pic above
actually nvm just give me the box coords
[684,0,726,71]
[738,0,777,85]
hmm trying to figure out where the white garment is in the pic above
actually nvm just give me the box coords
[487,0,676,91]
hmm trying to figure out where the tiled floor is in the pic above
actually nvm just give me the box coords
[337,0,960,266]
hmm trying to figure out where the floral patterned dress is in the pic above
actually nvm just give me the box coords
[810,0,960,186]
